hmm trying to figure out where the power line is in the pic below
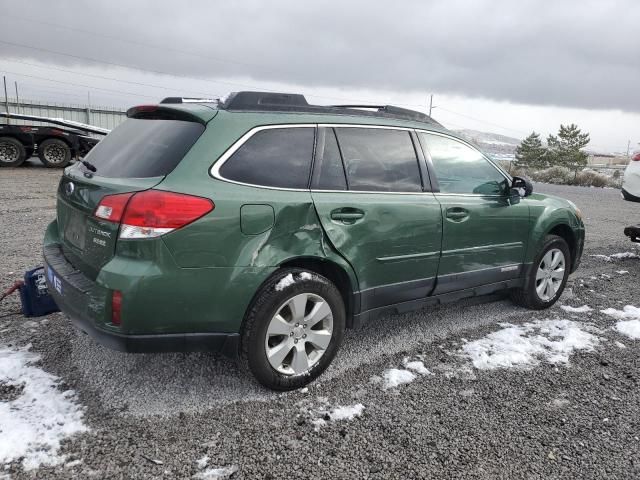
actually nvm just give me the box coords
[0,13,272,72]
[0,38,426,107]
[0,68,160,100]
[3,58,223,98]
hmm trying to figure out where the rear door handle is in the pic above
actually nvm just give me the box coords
[445,208,469,221]
[330,208,365,223]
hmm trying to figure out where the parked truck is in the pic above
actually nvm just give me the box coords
[0,112,109,168]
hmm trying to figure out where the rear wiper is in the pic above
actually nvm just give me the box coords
[80,159,97,172]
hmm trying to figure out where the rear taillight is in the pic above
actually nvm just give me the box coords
[94,192,134,222]
[632,153,640,162]
[111,290,122,325]
[94,190,214,239]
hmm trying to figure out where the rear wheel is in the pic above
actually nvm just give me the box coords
[240,268,345,390]
[0,137,26,167]
[511,235,571,309]
[38,138,72,168]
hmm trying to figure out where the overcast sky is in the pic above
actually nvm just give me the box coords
[0,0,638,152]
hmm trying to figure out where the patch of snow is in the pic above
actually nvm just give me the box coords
[0,345,88,470]
[617,270,629,274]
[192,465,238,480]
[328,403,364,421]
[196,455,209,469]
[403,360,433,376]
[591,252,639,262]
[560,305,592,313]
[382,368,416,389]
[275,272,313,290]
[275,273,295,291]
[615,321,640,340]
[64,459,82,468]
[611,252,639,259]
[601,305,640,321]
[462,319,600,370]
[615,341,627,349]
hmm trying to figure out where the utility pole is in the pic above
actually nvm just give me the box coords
[3,76,10,124]
[627,140,631,158]
[428,94,433,117]
[86,91,92,125]
[14,81,20,116]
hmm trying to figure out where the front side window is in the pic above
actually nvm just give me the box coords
[335,128,422,192]
[419,133,509,195]
[219,127,315,189]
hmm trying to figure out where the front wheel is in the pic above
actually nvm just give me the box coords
[240,268,345,391]
[510,235,571,309]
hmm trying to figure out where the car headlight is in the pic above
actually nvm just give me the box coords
[566,200,583,221]
[574,207,583,221]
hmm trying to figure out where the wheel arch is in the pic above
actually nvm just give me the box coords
[279,256,358,328]
[547,223,577,269]
[38,135,75,151]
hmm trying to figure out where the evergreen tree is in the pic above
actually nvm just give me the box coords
[515,132,547,169]
[546,124,590,172]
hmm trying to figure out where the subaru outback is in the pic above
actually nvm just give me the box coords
[44,91,585,390]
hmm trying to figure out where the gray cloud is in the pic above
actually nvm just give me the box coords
[0,0,638,111]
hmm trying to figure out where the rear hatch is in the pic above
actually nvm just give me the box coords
[56,110,208,279]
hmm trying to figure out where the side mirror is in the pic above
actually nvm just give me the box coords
[511,176,533,197]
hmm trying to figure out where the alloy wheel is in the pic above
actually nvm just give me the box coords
[264,292,334,375]
[535,248,565,301]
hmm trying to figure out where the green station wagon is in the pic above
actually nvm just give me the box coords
[44,92,585,390]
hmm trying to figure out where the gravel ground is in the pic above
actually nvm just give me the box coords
[1,165,640,479]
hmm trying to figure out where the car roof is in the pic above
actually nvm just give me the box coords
[156,91,449,131]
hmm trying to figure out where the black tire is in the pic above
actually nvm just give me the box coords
[510,234,571,310]
[0,136,27,167]
[622,188,640,203]
[38,138,72,168]
[240,268,345,391]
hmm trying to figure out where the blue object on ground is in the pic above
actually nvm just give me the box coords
[19,266,60,317]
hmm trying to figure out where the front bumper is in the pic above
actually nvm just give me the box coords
[44,243,239,355]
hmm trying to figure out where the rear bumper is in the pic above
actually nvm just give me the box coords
[44,243,239,355]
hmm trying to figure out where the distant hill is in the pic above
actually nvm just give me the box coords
[454,129,521,154]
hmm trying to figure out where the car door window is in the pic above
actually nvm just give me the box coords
[419,133,509,195]
[219,127,315,189]
[311,128,347,190]
[335,128,422,192]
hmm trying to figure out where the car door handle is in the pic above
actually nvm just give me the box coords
[330,208,365,223]
[445,208,469,221]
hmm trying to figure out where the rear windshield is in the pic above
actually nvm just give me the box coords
[83,118,205,178]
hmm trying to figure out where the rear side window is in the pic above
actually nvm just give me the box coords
[311,128,347,190]
[85,118,204,178]
[335,128,422,192]
[220,127,315,189]
[419,133,509,195]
